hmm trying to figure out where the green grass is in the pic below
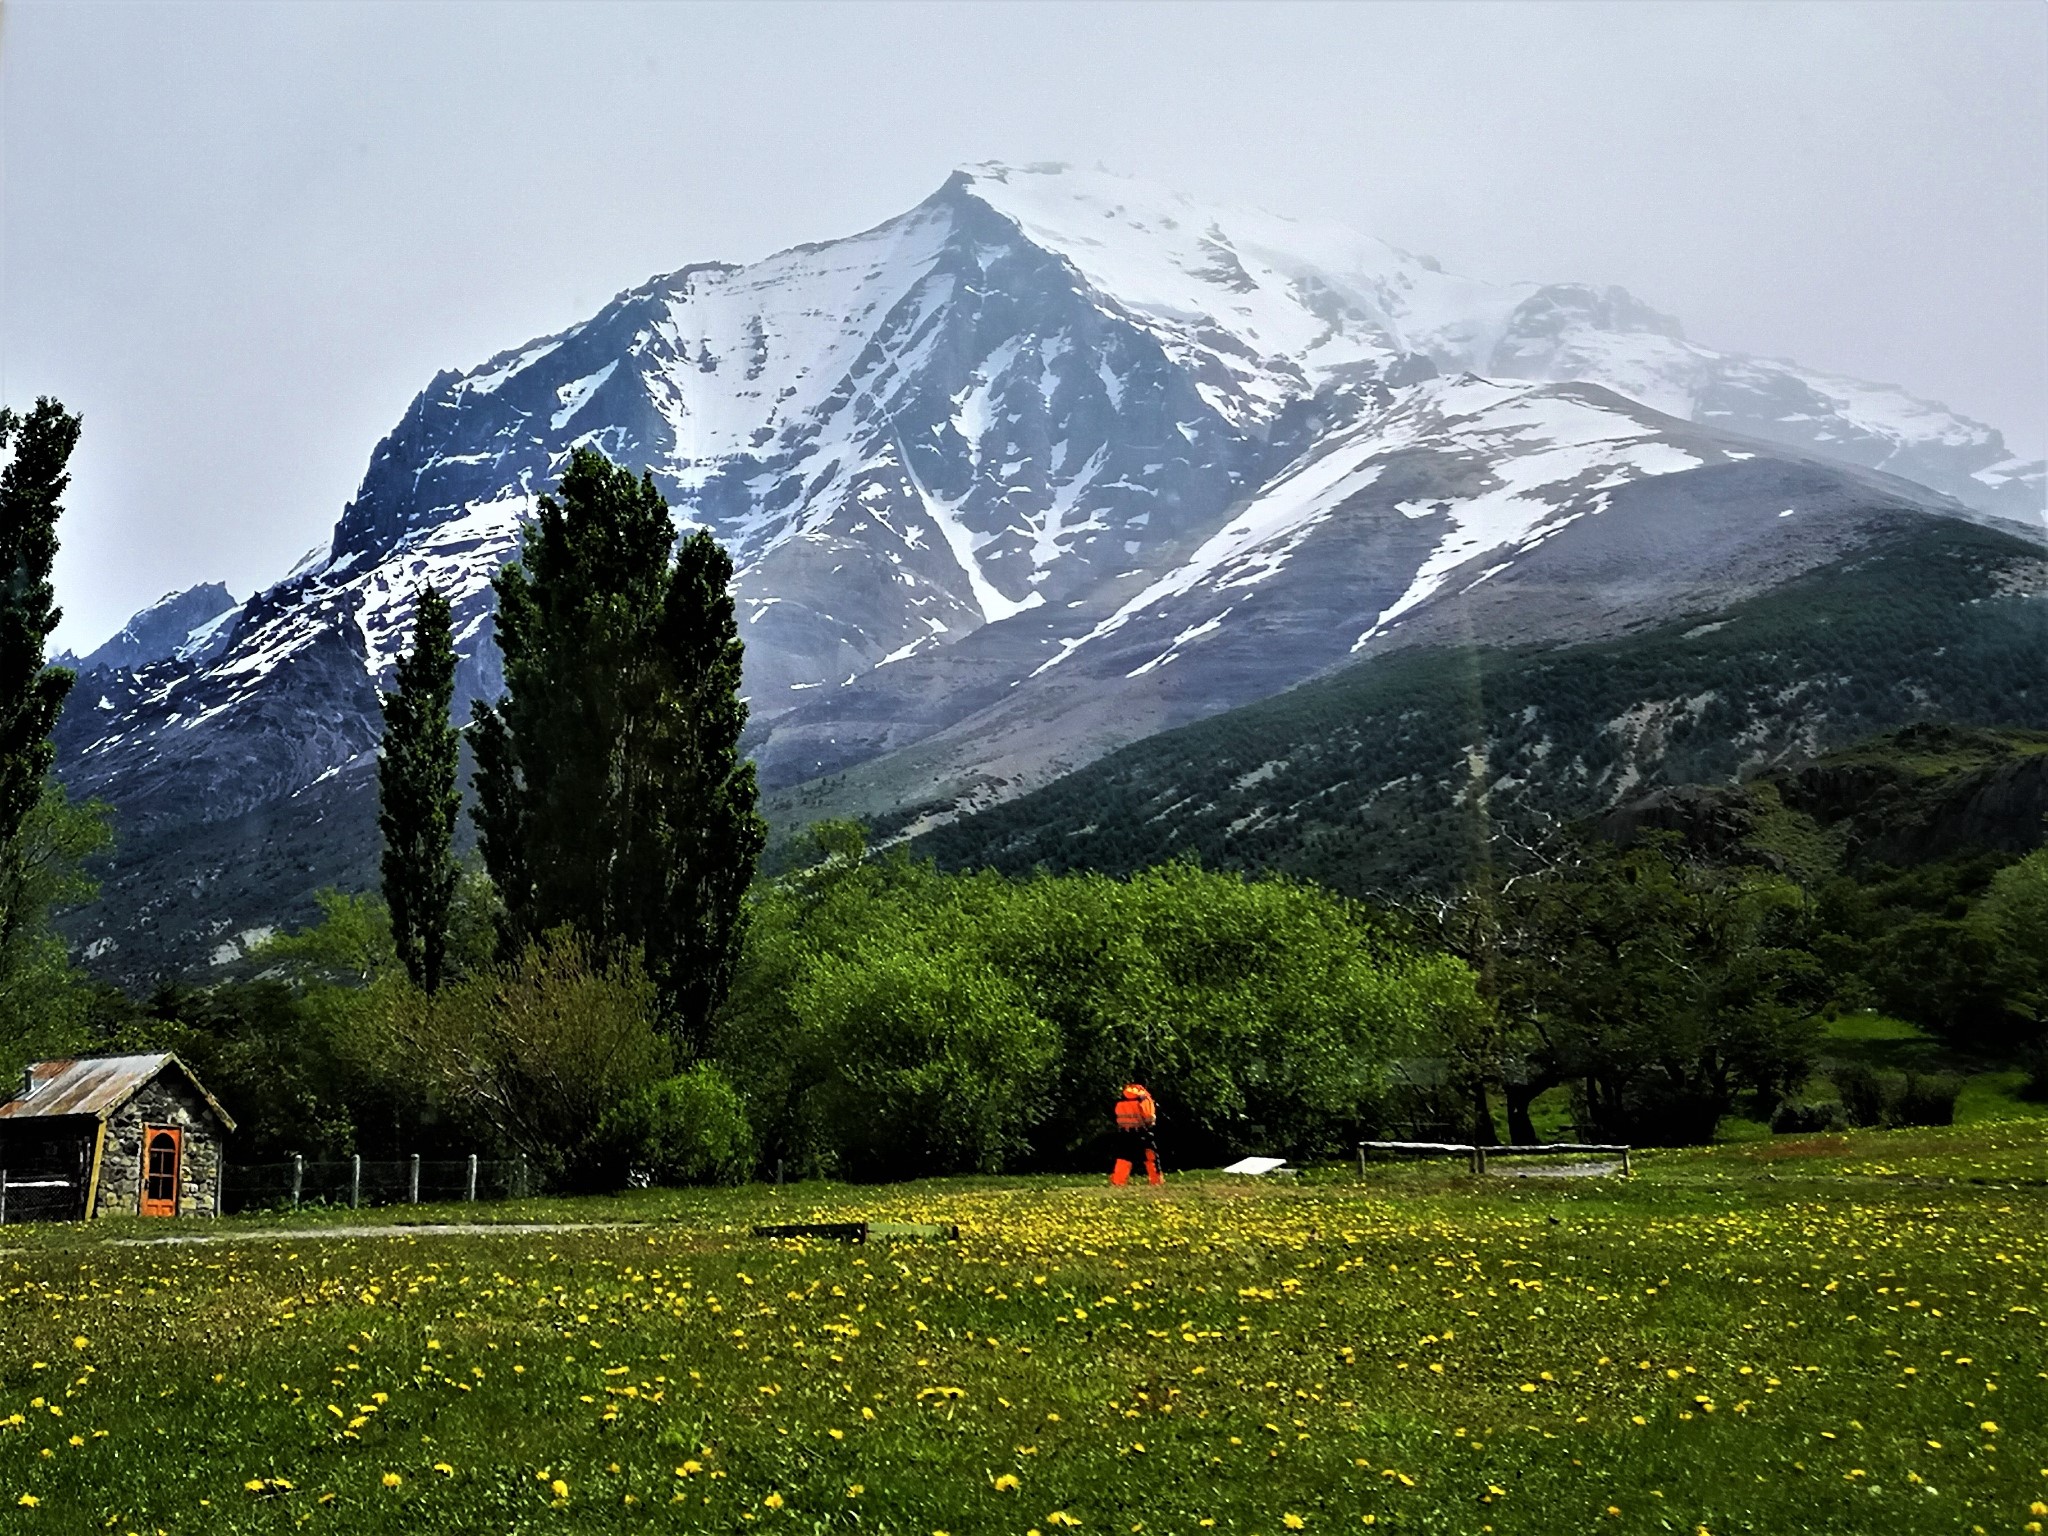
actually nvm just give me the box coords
[1819,1014,1929,1046]
[2,1123,2046,1534]
[1956,1071,2047,1125]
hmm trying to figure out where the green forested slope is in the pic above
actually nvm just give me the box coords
[915,518,2047,897]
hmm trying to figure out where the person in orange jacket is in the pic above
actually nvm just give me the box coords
[1110,1083,1163,1186]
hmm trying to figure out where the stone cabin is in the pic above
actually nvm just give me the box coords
[0,1054,235,1221]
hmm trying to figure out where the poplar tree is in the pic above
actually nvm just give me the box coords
[0,399,79,876]
[472,448,765,1053]
[378,585,461,991]
[0,397,104,1078]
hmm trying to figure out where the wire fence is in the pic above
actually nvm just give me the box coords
[224,1154,533,1215]
[0,1172,83,1224]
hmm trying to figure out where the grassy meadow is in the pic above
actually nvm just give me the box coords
[1,1121,2044,1535]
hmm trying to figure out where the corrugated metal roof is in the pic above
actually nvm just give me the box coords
[0,1054,235,1131]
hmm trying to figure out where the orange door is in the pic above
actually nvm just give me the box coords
[140,1127,181,1217]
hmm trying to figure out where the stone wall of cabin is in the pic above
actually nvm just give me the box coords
[92,1075,226,1219]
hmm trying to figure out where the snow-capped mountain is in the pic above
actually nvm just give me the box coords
[56,583,239,676]
[53,162,2044,980]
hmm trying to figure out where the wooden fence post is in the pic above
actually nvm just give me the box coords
[516,1154,528,1199]
[408,1154,421,1205]
[1,1168,8,1226]
[290,1154,303,1209]
[1622,1147,1632,1176]
[350,1154,362,1211]
[465,1154,478,1203]
[1357,1145,1367,1180]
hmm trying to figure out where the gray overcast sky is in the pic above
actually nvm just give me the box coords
[5,0,2044,652]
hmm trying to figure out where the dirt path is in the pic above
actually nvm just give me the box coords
[1489,1160,1625,1178]
[0,1221,636,1256]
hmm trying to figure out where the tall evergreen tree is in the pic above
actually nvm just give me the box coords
[473,448,765,1052]
[0,400,79,864]
[379,585,462,991]
[0,398,103,1079]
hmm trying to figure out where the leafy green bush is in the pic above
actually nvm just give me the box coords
[596,1064,755,1186]
[1832,1062,1963,1127]
[1770,1099,1849,1134]
[1897,1072,1963,1127]
[1833,1063,1894,1127]
[2020,1037,2048,1103]
[376,928,672,1185]
[800,941,1059,1181]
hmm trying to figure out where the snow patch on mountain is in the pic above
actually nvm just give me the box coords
[1030,375,1719,677]
[1033,422,1391,676]
[1347,380,1709,642]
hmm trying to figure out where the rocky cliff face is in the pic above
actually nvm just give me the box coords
[52,163,2047,982]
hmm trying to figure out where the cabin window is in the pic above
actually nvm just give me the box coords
[141,1127,181,1217]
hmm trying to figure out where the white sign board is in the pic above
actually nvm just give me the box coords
[1221,1156,1289,1176]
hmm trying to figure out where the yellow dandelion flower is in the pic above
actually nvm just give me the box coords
[551,1479,569,1500]
[763,1492,784,1509]
[993,1474,1021,1492]
[381,1472,402,1488]
[1284,1516,1307,1530]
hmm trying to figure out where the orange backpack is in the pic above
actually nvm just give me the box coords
[1113,1086,1157,1131]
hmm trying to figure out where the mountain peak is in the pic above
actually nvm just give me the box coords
[60,582,241,675]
